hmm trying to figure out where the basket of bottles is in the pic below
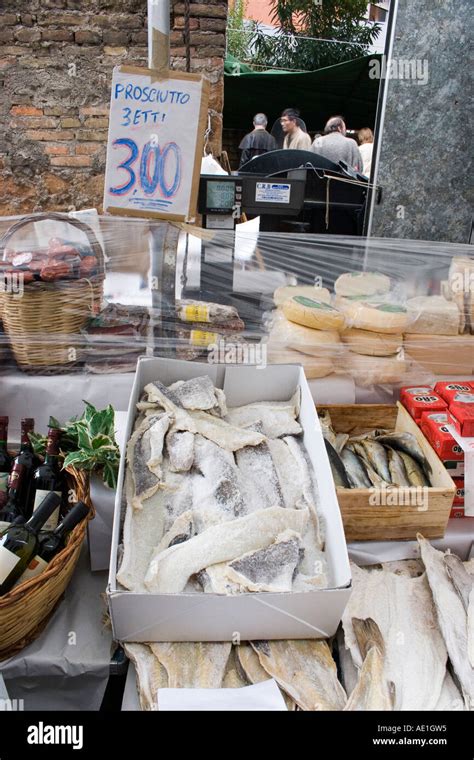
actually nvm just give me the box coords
[0,419,94,660]
[0,212,105,370]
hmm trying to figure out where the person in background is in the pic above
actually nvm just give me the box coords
[238,113,277,167]
[311,115,363,172]
[357,128,374,177]
[280,108,312,151]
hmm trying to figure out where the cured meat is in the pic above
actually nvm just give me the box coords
[150,642,232,688]
[123,643,167,711]
[418,536,474,706]
[342,563,448,710]
[192,435,246,532]
[235,439,284,513]
[166,431,194,472]
[251,640,347,711]
[344,618,393,711]
[176,299,241,326]
[144,506,309,593]
[225,530,302,593]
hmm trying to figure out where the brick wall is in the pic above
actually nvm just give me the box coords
[0,1,227,215]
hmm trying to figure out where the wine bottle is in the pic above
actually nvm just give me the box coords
[16,501,89,585]
[0,462,27,524]
[10,418,40,518]
[0,493,62,595]
[32,427,65,532]
[0,417,11,507]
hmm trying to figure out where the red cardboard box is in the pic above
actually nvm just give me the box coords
[434,381,474,405]
[450,506,465,518]
[420,411,464,461]
[400,386,448,422]
[449,393,474,437]
[453,478,464,506]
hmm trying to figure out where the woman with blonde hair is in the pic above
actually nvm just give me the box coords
[358,128,374,177]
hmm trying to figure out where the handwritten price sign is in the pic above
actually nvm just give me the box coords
[104,65,209,221]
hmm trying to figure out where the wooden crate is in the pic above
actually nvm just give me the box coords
[319,402,456,541]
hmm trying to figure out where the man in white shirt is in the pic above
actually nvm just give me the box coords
[311,116,363,172]
[281,109,312,151]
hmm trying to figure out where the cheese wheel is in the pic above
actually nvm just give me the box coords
[267,347,334,379]
[407,296,461,335]
[336,296,409,334]
[342,352,408,387]
[282,295,345,331]
[268,313,341,358]
[341,327,403,356]
[273,285,331,308]
[335,271,391,298]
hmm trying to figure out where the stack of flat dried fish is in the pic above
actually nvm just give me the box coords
[117,375,328,595]
[320,409,432,489]
[124,639,347,711]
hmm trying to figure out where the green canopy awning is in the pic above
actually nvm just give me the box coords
[224,54,382,131]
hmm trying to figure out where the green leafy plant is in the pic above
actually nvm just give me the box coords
[29,402,120,489]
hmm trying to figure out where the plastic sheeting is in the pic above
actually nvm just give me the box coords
[0,212,473,387]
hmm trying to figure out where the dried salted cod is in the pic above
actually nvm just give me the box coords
[192,435,246,532]
[342,563,447,711]
[381,559,424,577]
[123,643,168,711]
[224,530,302,593]
[225,390,302,439]
[168,376,224,414]
[284,435,324,557]
[418,536,474,707]
[344,618,393,711]
[150,642,232,688]
[266,438,303,508]
[155,510,194,554]
[337,628,359,696]
[236,644,296,710]
[166,430,194,472]
[445,554,474,669]
[199,564,241,594]
[127,413,170,509]
[251,640,347,711]
[434,671,466,711]
[144,507,309,593]
[222,648,249,689]
[235,437,284,513]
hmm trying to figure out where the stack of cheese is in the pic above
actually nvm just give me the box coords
[334,272,409,386]
[267,285,344,379]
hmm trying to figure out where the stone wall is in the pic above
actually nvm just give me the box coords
[0,1,227,215]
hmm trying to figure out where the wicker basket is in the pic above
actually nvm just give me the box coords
[0,213,105,370]
[0,466,94,660]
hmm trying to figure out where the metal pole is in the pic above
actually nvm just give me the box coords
[148,0,170,71]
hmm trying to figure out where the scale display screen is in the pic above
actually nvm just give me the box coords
[206,180,236,213]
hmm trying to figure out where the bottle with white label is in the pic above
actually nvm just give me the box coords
[16,501,90,585]
[31,427,65,532]
[0,417,12,508]
[0,493,62,596]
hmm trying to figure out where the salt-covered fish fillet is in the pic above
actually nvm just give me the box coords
[464,559,474,576]
[124,643,168,711]
[434,671,466,711]
[150,642,232,688]
[445,555,474,668]
[192,435,246,531]
[251,640,347,711]
[342,563,447,710]
[381,559,424,577]
[418,536,474,706]
[188,410,266,451]
[225,391,302,439]
[201,563,242,594]
[144,506,309,593]
[236,644,296,710]
[166,430,194,472]
[155,510,194,553]
[344,618,393,711]
[127,413,169,509]
[168,376,222,412]
[144,380,184,410]
[337,628,358,696]
[266,438,303,508]
[235,439,284,513]
[284,435,324,558]
[224,530,302,593]
[222,648,249,688]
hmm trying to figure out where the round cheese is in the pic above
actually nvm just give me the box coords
[267,347,334,379]
[268,313,342,358]
[343,352,408,387]
[335,271,391,298]
[341,327,403,356]
[273,285,331,308]
[282,295,345,331]
[336,296,409,334]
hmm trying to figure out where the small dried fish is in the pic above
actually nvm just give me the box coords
[360,439,391,483]
[150,642,232,688]
[386,447,411,487]
[340,447,372,488]
[349,442,388,487]
[335,433,349,453]
[319,409,337,448]
[144,506,309,593]
[251,640,347,711]
[344,618,393,711]
[324,438,351,488]
[399,452,429,487]
[376,432,432,478]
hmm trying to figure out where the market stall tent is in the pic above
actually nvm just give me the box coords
[223,54,382,132]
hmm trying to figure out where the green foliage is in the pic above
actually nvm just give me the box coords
[29,403,120,490]
[252,0,382,71]
[227,0,257,62]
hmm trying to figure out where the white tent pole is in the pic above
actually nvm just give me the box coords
[148,0,170,71]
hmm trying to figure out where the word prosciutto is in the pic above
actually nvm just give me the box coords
[27,722,83,750]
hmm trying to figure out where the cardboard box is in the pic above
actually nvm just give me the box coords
[400,386,447,422]
[449,395,474,437]
[443,460,465,478]
[450,506,465,518]
[434,381,474,405]
[453,478,465,506]
[107,358,352,642]
[420,411,464,461]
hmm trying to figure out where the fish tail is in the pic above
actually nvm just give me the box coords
[352,617,386,660]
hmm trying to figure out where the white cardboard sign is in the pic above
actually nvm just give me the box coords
[104,65,209,222]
